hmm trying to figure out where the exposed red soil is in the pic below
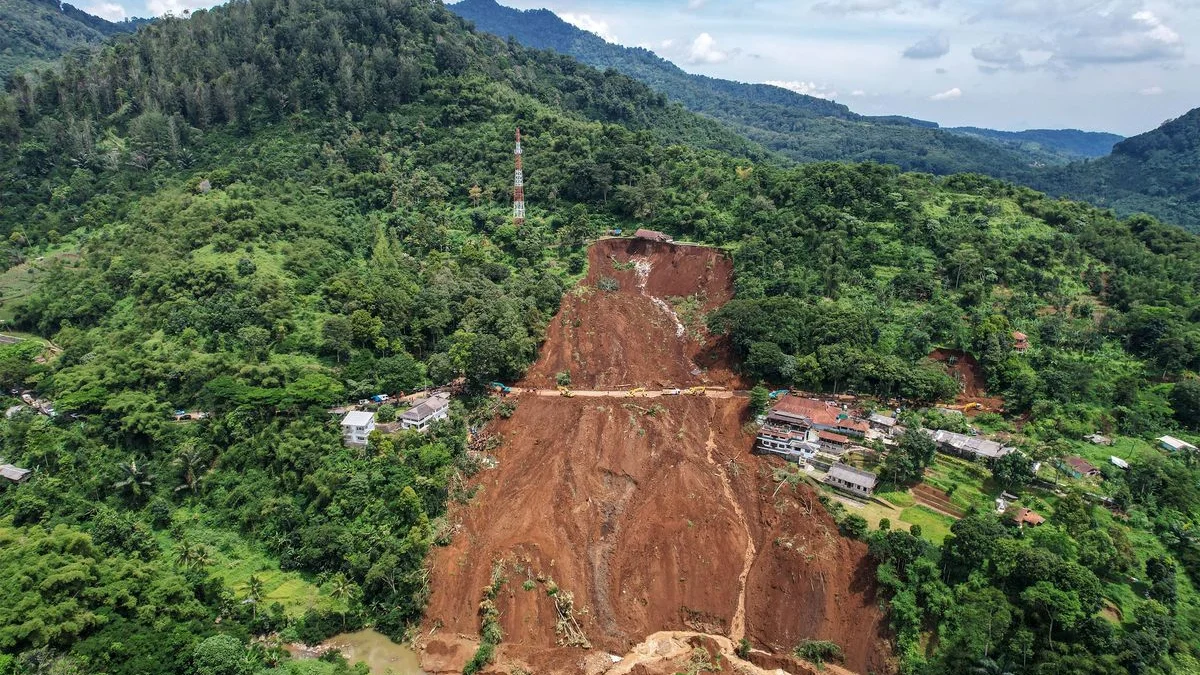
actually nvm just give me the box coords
[927,348,1005,413]
[420,240,892,674]
[520,239,746,390]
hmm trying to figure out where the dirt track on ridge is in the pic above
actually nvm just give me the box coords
[420,240,892,675]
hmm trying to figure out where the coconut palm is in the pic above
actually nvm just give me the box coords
[112,457,155,502]
[244,575,265,619]
[969,656,1018,675]
[328,572,359,628]
[171,441,208,495]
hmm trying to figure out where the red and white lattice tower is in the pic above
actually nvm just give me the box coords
[512,127,525,226]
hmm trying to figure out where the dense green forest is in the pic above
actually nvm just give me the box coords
[0,0,1198,673]
[0,0,148,80]
[449,0,1122,171]
[1038,108,1200,233]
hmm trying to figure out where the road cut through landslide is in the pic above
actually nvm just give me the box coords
[419,240,892,675]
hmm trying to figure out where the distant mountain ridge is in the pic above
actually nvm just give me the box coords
[450,0,1122,174]
[0,0,149,80]
[1039,108,1200,230]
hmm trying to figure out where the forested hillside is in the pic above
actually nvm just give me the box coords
[0,0,147,80]
[0,0,1198,673]
[449,0,1119,173]
[947,127,1122,160]
[1039,108,1200,232]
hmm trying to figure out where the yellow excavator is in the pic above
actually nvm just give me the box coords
[558,386,575,398]
[628,387,646,397]
[684,386,705,396]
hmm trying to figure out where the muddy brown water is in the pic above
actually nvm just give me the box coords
[291,630,423,674]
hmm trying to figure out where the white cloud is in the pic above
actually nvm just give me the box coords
[851,89,867,96]
[812,0,941,14]
[687,0,708,9]
[661,39,676,49]
[1140,85,1164,95]
[688,33,735,64]
[559,13,618,43]
[765,80,839,100]
[84,2,126,21]
[902,33,949,59]
[930,87,962,101]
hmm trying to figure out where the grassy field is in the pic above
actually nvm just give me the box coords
[0,246,81,323]
[899,505,957,544]
[162,509,344,618]
[923,454,993,512]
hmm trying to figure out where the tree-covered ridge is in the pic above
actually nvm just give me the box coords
[0,0,1196,672]
[946,127,1123,160]
[0,0,147,81]
[1038,108,1200,232]
[448,0,1120,173]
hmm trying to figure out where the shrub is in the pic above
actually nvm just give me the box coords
[376,404,397,422]
[597,276,619,292]
[793,639,844,666]
[555,371,571,387]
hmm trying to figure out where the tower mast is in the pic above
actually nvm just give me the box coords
[513,127,525,227]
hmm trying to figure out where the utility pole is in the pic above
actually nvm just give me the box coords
[513,127,525,227]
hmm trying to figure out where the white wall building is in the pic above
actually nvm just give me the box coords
[400,393,450,432]
[341,410,375,446]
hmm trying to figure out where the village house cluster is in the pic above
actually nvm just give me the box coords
[754,395,882,497]
[339,392,452,447]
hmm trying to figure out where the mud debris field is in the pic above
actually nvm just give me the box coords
[420,239,893,675]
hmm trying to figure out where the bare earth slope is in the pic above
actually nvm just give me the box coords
[421,240,892,674]
[520,238,744,390]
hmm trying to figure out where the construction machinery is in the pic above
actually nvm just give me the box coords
[558,386,575,398]
[490,382,513,396]
[944,402,983,412]
[768,389,789,400]
[684,386,705,396]
[628,387,646,397]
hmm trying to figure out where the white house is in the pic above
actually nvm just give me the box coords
[1158,435,1198,454]
[340,410,375,446]
[400,393,450,432]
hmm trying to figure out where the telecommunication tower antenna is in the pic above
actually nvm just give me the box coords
[513,127,525,226]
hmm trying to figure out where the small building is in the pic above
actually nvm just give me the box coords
[340,410,375,446]
[1158,435,1198,454]
[1012,331,1029,352]
[823,463,877,497]
[0,464,31,484]
[817,430,851,455]
[1014,507,1045,527]
[1110,456,1130,470]
[1064,456,1101,478]
[1085,433,1113,446]
[400,393,451,432]
[755,426,817,463]
[767,397,868,438]
[926,429,1014,464]
[634,228,672,243]
[868,413,899,437]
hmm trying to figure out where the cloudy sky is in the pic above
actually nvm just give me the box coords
[88,0,1199,136]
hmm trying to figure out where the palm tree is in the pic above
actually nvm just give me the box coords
[969,656,1018,675]
[328,572,359,628]
[243,575,265,619]
[175,541,213,571]
[112,458,154,502]
[171,441,208,495]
